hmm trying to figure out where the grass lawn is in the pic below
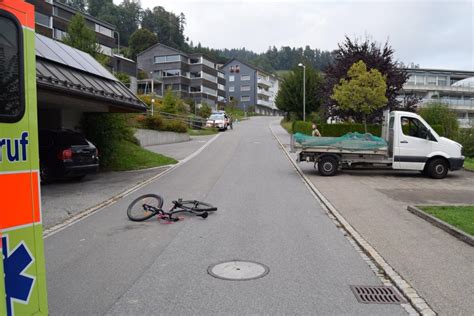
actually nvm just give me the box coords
[106,140,177,171]
[188,128,218,136]
[281,119,293,134]
[419,205,474,236]
[464,158,474,171]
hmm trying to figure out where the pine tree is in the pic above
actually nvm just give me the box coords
[62,13,101,58]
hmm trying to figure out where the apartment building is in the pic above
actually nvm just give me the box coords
[221,59,281,116]
[137,43,226,110]
[399,68,474,127]
[27,0,117,56]
[26,0,140,92]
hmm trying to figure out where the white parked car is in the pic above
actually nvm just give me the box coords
[206,113,229,131]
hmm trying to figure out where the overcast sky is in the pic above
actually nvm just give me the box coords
[135,0,473,70]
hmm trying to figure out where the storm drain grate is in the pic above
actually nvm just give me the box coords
[350,285,407,304]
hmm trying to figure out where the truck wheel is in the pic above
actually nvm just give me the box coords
[318,156,338,176]
[427,158,448,179]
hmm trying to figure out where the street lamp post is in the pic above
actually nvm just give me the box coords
[150,71,154,116]
[298,63,306,121]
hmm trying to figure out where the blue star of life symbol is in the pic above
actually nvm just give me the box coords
[2,236,35,316]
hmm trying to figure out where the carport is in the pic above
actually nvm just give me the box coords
[35,34,145,131]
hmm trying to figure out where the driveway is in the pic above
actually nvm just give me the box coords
[272,120,474,315]
[41,135,218,229]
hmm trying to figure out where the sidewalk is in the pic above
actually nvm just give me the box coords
[41,135,217,229]
[271,119,474,315]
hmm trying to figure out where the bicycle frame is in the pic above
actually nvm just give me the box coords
[142,200,209,222]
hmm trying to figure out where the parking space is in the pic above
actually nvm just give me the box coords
[301,166,474,315]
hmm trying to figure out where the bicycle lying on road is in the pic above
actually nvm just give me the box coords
[127,194,217,222]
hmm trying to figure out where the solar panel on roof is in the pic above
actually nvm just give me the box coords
[35,34,116,81]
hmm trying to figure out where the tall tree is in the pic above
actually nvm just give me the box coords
[324,36,408,122]
[58,0,86,11]
[87,0,113,17]
[115,0,141,46]
[331,60,388,131]
[128,28,158,60]
[62,13,101,58]
[276,64,325,120]
[142,6,186,49]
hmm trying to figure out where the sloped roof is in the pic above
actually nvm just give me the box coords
[35,34,145,112]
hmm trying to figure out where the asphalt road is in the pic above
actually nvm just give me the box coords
[272,122,473,315]
[44,117,406,315]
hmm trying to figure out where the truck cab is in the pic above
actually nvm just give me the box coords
[389,111,464,178]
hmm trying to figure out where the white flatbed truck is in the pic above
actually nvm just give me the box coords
[293,111,464,179]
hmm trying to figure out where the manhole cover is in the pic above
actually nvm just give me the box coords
[208,260,269,281]
[350,285,407,304]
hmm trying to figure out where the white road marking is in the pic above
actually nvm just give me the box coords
[43,133,221,239]
[269,122,427,316]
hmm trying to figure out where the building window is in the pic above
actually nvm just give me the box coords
[437,76,447,86]
[229,75,235,82]
[241,96,250,102]
[154,55,185,64]
[190,86,201,92]
[415,75,425,85]
[241,85,251,91]
[218,72,225,78]
[54,28,67,40]
[218,84,225,91]
[0,13,24,122]
[190,57,201,64]
[426,76,436,85]
[162,69,180,77]
[406,75,415,84]
[95,24,113,37]
[98,44,113,56]
[241,74,250,81]
[229,86,235,92]
[35,12,52,28]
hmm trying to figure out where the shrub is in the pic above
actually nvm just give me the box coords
[81,113,135,167]
[456,128,474,157]
[198,103,212,119]
[144,115,164,130]
[292,121,313,135]
[418,102,459,139]
[162,119,187,133]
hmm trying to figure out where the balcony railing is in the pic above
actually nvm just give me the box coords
[257,99,272,107]
[403,84,474,94]
[257,77,272,87]
[257,88,272,97]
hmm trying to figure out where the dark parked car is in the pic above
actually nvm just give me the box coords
[39,129,99,183]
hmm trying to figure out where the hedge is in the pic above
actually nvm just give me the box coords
[292,121,382,137]
[292,121,447,138]
[142,115,187,133]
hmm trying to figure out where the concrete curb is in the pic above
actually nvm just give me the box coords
[269,123,435,316]
[44,133,221,239]
[407,205,474,246]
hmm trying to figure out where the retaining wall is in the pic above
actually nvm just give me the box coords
[135,129,190,146]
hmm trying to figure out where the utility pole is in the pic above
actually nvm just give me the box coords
[298,63,306,121]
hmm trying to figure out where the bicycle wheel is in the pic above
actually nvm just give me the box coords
[178,200,217,212]
[127,194,163,221]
